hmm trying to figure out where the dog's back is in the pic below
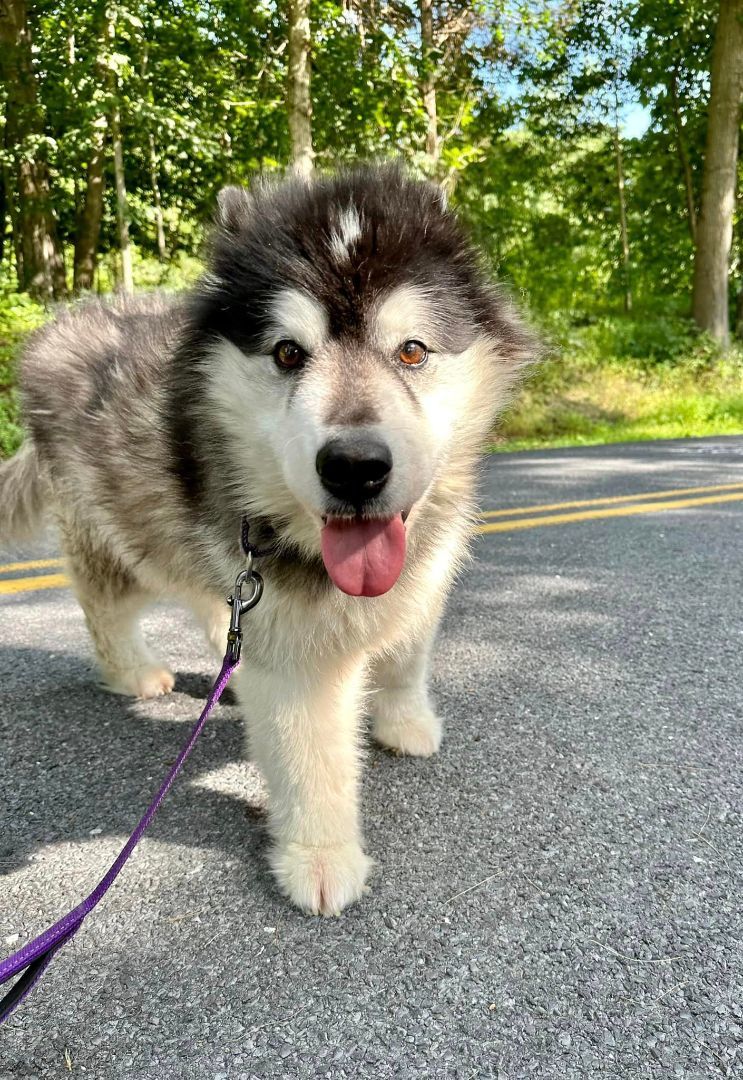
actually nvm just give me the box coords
[2,295,182,548]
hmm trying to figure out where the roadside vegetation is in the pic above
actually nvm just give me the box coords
[496,311,743,450]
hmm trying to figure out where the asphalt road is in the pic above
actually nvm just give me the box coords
[1,435,742,1078]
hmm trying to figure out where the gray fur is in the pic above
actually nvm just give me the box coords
[0,440,50,541]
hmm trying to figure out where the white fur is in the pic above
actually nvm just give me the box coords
[266,288,329,354]
[174,318,509,916]
[205,335,437,548]
[329,206,362,263]
[50,319,508,914]
[374,284,440,351]
[236,653,370,914]
[222,528,462,912]
[66,568,175,699]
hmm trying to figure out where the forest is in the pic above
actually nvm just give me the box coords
[1,0,743,455]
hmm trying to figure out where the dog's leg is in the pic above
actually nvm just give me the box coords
[190,593,230,661]
[233,655,371,916]
[369,611,443,758]
[63,534,174,700]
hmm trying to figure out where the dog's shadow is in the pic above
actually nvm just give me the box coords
[0,644,275,901]
[174,669,238,704]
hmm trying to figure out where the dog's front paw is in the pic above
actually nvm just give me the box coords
[373,699,442,757]
[103,664,175,700]
[269,840,372,916]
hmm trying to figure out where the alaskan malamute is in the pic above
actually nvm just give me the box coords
[1,165,532,914]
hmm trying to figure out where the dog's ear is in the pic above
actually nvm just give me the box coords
[216,185,253,233]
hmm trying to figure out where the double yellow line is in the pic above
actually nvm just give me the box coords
[0,558,66,596]
[479,480,743,534]
[1,480,742,596]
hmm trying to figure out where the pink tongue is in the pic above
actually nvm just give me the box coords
[321,516,406,597]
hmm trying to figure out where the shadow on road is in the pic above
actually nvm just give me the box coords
[0,645,274,899]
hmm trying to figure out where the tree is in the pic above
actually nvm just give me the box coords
[692,0,743,345]
[105,5,133,293]
[668,65,697,244]
[0,0,67,300]
[72,2,109,292]
[420,0,438,167]
[287,0,313,175]
[515,0,638,311]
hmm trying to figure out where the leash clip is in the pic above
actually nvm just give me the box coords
[226,556,264,663]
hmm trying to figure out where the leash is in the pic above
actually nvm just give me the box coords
[0,522,264,1025]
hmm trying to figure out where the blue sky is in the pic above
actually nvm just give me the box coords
[622,103,651,138]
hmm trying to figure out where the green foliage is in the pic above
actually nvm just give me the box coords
[1,0,728,317]
[94,246,202,292]
[0,0,740,458]
[560,313,702,367]
[496,312,743,450]
[0,288,46,456]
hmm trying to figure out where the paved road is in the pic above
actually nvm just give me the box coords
[2,436,742,1078]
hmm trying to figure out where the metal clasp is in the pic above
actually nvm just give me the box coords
[225,555,264,663]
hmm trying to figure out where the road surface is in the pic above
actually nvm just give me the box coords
[2,436,742,1077]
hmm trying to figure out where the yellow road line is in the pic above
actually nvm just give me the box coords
[481,481,743,519]
[0,573,69,596]
[2,487,743,595]
[0,557,65,575]
[478,491,743,534]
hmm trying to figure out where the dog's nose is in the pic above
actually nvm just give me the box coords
[316,436,393,505]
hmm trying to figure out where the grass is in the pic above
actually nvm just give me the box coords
[496,364,743,451]
[1,276,742,458]
[493,312,743,452]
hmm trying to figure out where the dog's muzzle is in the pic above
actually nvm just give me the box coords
[316,434,392,508]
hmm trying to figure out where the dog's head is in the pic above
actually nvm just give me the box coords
[188,165,532,596]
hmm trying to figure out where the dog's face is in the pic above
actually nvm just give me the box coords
[190,166,530,595]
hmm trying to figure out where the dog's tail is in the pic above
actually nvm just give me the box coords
[0,441,50,542]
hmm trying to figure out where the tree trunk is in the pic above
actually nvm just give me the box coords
[287,0,314,176]
[148,135,167,260]
[73,6,109,294]
[106,8,133,294]
[668,69,697,245]
[734,190,743,339]
[139,42,167,260]
[3,115,23,282]
[111,100,133,293]
[0,165,6,267]
[420,0,439,168]
[0,0,67,301]
[692,0,743,345]
[612,123,632,314]
[74,119,106,292]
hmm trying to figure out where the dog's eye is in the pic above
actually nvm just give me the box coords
[399,340,428,367]
[273,339,307,371]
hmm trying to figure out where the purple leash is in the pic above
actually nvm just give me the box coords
[0,543,264,1026]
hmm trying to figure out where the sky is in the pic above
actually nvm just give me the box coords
[622,103,651,139]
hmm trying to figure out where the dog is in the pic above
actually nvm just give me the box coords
[1,164,533,914]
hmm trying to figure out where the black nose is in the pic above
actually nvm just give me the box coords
[316,435,393,506]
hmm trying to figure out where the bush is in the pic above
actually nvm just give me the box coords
[497,312,743,450]
[0,286,47,457]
